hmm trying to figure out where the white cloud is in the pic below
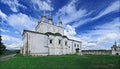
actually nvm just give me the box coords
[0,28,9,33]
[64,17,120,50]
[97,33,119,44]
[94,18,120,35]
[1,12,38,50]
[92,1,119,20]
[72,18,91,28]
[7,13,38,32]
[1,35,22,50]
[31,0,53,11]
[72,1,119,28]
[79,18,120,49]
[1,0,26,12]
[15,31,19,34]
[0,10,7,20]
[64,25,76,36]
[64,25,86,49]
[54,0,93,25]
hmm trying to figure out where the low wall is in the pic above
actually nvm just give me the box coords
[82,50,111,55]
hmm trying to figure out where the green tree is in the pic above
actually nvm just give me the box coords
[0,35,6,55]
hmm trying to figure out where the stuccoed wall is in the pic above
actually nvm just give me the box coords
[111,48,120,55]
[36,22,64,35]
[28,32,48,56]
[22,30,82,56]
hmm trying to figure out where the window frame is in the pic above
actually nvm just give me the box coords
[49,39,53,44]
[58,39,61,45]
[65,41,67,46]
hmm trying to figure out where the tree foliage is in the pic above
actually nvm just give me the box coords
[0,35,6,55]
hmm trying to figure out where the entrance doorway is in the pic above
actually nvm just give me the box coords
[75,48,80,53]
[116,53,119,55]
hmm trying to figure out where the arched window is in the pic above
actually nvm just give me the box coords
[74,43,76,47]
[65,41,67,46]
[50,39,52,44]
[77,44,79,47]
[59,40,61,44]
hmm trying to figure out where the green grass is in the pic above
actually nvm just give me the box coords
[0,55,120,69]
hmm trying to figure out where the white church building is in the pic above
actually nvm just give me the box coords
[21,13,82,56]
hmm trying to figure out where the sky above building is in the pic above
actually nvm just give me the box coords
[0,0,120,50]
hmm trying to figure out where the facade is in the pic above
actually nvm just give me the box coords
[21,14,82,56]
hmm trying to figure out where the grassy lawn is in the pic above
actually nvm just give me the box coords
[0,55,120,69]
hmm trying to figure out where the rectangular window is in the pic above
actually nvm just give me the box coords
[77,44,79,47]
[65,41,67,46]
[50,40,52,44]
[59,40,61,44]
[74,43,76,47]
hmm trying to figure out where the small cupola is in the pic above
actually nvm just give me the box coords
[58,20,62,27]
[48,18,53,24]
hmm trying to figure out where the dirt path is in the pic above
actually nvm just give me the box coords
[0,54,16,62]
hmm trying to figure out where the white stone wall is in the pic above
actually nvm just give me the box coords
[36,22,48,33]
[68,40,73,54]
[36,22,64,35]
[71,41,81,54]
[27,32,48,56]
[48,35,63,55]
[22,33,28,55]
[22,30,82,56]
[111,47,120,55]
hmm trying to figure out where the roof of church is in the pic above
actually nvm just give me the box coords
[23,30,45,35]
[23,30,81,43]
[23,30,68,38]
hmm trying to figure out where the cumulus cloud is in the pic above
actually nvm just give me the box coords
[0,12,38,50]
[1,35,22,50]
[7,13,38,32]
[64,17,120,50]
[0,10,7,20]
[61,1,119,49]
[31,0,53,11]
[97,33,119,44]
[1,0,26,12]
[79,18,120,49]
[64,25,76,36]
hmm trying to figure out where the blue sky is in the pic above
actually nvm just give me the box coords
[0,0,120,50]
